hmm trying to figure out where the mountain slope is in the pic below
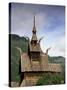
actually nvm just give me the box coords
[10,34,28,82]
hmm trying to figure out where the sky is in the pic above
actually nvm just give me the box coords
[10,3,65,57]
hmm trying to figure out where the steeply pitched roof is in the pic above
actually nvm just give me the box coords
[21,53,31,72]
[48,63,61,72]
[30,43,41,52]
[21,53,61,72]
[31,34,37,41]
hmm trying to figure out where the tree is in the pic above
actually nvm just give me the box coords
[36,73,65,85]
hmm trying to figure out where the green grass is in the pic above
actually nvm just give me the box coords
[10,34,28,82]
[36,73,65,85]
[11,47,20,82]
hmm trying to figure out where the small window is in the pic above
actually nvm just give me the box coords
[31,53,40,60]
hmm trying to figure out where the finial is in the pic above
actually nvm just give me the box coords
[32,15,36,32]
[33,15,35,27]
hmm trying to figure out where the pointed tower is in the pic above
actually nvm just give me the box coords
[29,16,41,60]
[31,16,37,43]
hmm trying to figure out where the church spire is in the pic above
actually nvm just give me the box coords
[34,16,35,28]
[32,16,36,33]
[31,16,37,43]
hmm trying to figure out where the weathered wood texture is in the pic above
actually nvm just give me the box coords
[21,53,61,72]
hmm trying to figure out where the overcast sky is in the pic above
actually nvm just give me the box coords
[10,3,65,57]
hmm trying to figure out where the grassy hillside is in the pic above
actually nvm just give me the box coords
[10,34,28,82]
[11,47,20,82]
[11,34,28,52]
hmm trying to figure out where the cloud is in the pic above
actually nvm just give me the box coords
[40,31,65,57]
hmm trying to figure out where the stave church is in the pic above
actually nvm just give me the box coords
[20,16,61,86]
